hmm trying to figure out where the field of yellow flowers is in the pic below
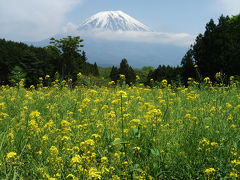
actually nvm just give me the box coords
[0,77,240,179]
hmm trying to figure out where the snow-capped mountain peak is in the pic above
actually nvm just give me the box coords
[78,10,152,32]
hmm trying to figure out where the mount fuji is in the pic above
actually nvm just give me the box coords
[78,11,152,32]
[27,11,192,68]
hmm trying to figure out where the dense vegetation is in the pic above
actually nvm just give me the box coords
[0,77,240,179]
[0,36,99,87]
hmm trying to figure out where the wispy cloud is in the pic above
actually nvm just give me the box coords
[214,0,240,16]
[76,30,195,47]
[0,0,83,41]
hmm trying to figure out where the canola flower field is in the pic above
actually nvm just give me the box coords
[0,76,240,179]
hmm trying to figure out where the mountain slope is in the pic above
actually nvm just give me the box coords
[78,11,152,32]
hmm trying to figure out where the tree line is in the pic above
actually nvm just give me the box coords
[0,36,99,87]
[109,14,240,86]
[181,14,240,83]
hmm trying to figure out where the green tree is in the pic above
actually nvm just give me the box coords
[50,36,84,79]
[20,50,43,86]
[119,58,136,85]
[9,66,26,86]
[110,66,119,83]
[181,48,195,83]
[93,62,99,76]
[185,14,240,82]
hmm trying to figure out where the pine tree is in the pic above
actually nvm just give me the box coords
[93,62,99,76]
[181,49,195,82]
[127,66,136,85]
[110,66,119,82]
[118,58,136,85]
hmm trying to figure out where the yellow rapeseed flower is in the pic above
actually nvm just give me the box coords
[29,110,41,120]
[88,167,101,179]
[71,154,81,165]
[101,156,108,164]
[230,172,238,178]
[108,81,115,85]
[120,74,125,80]
[204,167,216,174]
[50,146,58,157]
[6,152,18,163]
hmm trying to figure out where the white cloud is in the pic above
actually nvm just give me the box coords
[62,22,79,33]
[215,0,240,16]
[76,30,195,47]
[0,0,83,41]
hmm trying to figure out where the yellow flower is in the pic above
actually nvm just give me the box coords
[204,168,216,174]
[112,175,120,180]
[66,174,78,180]
[42,134,48,142]
[133,146,141,152]
[184,113,191,119]
[6,152,18,163]
[209,106,216,113]
[136,75,140,80]
[117,90,127,97]
[88,167,101,179]
[230,124,236,128]
[7,132,14,140]
[45,74,50,79]
[72,146,80,153]
[215,72,222,79]
[120,74,125,80]
[210,142,219,148]
[91,134,101,139]
[113,152,120,160]
[161,79,167,86]
[27,144,31,150]
[226,103,232,109]
[29,110,41,120]
[122,161,128,166]
[230,171,238,177]
[101,156,108,164]
[85,139,95,146]
[49,146,58,157]
[231,159,240,166]
[204,77,211,84]
[108,81,115,85]
[77,72,82,78]
[71,154,81,165]
[194,65,198,68]
[61,120,71,127]
[0,102,5,109]
[200,137,210,146]
[28,120,40,134]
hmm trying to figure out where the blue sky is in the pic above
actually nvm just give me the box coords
[0,0,239,41]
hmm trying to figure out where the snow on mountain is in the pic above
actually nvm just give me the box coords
[78,10,152,32]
